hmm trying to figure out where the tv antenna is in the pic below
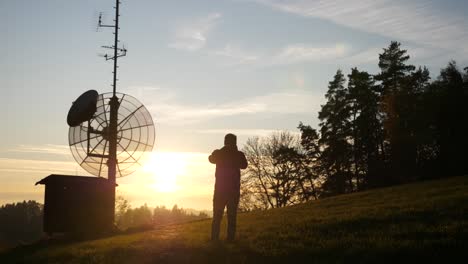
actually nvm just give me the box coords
[98,0,122,189]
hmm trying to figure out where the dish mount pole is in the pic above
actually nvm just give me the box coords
[98,0,127,227]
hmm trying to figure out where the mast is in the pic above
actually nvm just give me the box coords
[108,0,119,186]
[98,0,127,227]
[112,0,120,97]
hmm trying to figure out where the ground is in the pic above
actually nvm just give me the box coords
[2,176,467,263]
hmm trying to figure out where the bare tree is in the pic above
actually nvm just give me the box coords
[241,131,305,209]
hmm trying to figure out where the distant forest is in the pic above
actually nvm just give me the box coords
[0,201,42,248]
[0,199,208,248]
[240,41,468,210]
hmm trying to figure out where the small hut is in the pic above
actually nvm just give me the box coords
[36,174,115,235]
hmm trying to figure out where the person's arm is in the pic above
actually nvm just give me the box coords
[209,150,219,164]
[239,151,248,169]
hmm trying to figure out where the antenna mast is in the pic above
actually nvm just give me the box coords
[99,1,127,96]
[98,0,127,225]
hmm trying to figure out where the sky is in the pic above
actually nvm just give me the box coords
[1,0,467,210]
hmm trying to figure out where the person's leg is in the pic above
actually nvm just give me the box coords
[226,192,240,241]
[211,192,225,241]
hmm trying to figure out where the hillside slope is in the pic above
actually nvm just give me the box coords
[2,176,467,263]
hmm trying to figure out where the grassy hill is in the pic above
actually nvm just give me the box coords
[2,176,467,263]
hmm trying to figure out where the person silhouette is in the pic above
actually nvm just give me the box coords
[209,133,248,241]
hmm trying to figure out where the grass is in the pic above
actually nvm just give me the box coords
[2,176,467,263]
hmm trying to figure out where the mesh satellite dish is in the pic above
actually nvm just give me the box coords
[68,92,155,177]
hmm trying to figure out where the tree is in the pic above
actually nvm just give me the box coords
[115,194,131,228]
[297,122,321,200]
[241,137,273,210]
[242,131,303,209]
[273,145,315,202]
[375,41,417,183]
[318,69,354,195]
[375,41,416,93]
[0,201,43,246]
[153,205,209,225]
[347,68,384,188]
[407,66,434,178]
[117,204,153,230]
[431,61,468,176]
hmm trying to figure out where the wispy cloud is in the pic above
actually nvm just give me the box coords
[0,158,79,175]
[169,13,222,51]
[8,144,71,156]
[0,191,43,203]
[272,43,349,65]
[146,89,323,124]
[194,128,299,137]
[256,0,468,54]
[213,44,260,64]
[149,99,264,124]
[166,11,351,67]
[336,47,384,66]
[211,42,349,67]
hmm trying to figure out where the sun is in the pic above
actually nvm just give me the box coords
[142,152,187,193]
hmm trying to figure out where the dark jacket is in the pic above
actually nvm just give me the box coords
[209,145,248,193]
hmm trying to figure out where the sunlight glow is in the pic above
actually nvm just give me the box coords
[143,152,187,193]
[118,151,214,209]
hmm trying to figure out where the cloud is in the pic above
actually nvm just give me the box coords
[146,89,323,124]
[8,144,71,156]
[0,158,79,175]
[149,99,264,124]
[272,43,349,65]
[0,191,43,203]
[120,85,164,102]
[194,129,299,137]
[210,42,350,67]
[169,13,222,51]
[256,0,468,54]
[339,47,382,65]
[213,44,260,64]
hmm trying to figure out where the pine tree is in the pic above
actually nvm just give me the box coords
[433,61,468,176]
[347,68,383,188]
[318,70,353,194]
[375,41,416,183]
[407,66,432,178]
[375,41,415,94]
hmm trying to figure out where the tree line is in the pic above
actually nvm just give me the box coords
[0,201,43,248]
[0,198,209,247]
[115,196,209,230]
[240,41,468,210]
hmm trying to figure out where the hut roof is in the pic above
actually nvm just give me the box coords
[35,174,114,186]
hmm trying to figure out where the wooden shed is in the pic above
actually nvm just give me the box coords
[35,174,115,235]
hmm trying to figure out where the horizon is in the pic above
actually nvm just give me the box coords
[2,0,468,210]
